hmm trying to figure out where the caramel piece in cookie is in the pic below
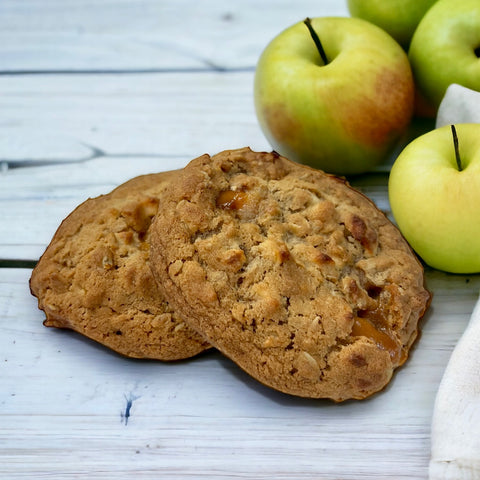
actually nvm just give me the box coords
[150,148,430,400]
[30,172,210,360]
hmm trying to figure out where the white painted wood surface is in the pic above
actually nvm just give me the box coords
[0,0,347,72]
[0,1,475,478]
[2,268,478,479]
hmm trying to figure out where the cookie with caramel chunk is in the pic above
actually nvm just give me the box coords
[30,172,210,360]
[150,148,430,400]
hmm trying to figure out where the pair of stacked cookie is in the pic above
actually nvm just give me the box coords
[31,148,430,401]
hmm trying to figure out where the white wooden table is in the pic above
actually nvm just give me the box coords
[1,1,477,478]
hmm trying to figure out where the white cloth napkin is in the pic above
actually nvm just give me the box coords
[429,296,480,479]
[429,84,480,479]
[436,84,480,127]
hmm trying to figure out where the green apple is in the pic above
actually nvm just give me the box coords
[347,0,437,49]
[389,123,480,273]
[254,17,415,176]
[409,0,480,110]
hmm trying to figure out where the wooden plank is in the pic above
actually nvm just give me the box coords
[1,268,478,479]
[0,72,269,162]
[0,0,348,72]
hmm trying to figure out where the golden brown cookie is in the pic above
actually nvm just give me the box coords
[150,148,430,400]
[30,171,210,360]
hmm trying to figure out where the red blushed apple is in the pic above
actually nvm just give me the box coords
[254,17,415,176]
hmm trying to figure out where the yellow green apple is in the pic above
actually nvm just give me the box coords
[389,123,480,273]
[254,17,415,176]
[409,0,480,110]
[347,0,437,49]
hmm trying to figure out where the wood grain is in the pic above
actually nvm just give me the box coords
[0,0,347,72]
[0,72,268,162]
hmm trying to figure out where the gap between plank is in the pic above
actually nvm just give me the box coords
[0,259,37,269]
[0,66,255,76]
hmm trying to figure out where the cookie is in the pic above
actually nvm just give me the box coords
[150,147,431,400]
[30,171,210,360]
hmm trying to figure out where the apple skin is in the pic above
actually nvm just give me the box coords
[253,17,415,176]
[388,123,480,274]
[347,0,437,49]
[408,0,480,110]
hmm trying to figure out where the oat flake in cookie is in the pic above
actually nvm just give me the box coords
[30,172,210,361]
[150,148,431,401]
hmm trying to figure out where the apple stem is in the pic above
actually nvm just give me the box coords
[451,125,462,171]
[304,17,329,65]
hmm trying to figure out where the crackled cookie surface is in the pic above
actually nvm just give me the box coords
[150,148,430,400]
[30,172,210,360]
